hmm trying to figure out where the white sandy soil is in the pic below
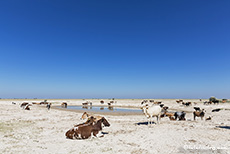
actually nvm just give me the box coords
[0,99,229,154]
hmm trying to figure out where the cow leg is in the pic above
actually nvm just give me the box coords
[148,117,150,126]
[93,131,99,137]
[157,115,160,124]
[95,131,104,138]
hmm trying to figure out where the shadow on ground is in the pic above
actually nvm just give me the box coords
[216,126,230,129]
[135,121,156,125]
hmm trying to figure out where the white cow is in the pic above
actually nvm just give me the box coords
[142,104,162,125]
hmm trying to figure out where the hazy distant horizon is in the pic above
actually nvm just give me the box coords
[0,96,228,100]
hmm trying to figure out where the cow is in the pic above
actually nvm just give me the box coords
[212,108,221,112]
[141,104,162,125]
[61,102,67,108]
[46,103,51,110]
[193,109,205,120]
[174,111,186,120]
[65,117,110,139]
[20,102,29,108]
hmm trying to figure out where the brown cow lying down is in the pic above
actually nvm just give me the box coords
[20,102,29,108]
[66,117,110,139]
[21,103,32,110]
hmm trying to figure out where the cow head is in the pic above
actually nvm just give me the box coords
[101,117,110,127]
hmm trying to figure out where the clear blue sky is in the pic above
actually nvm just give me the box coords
[0,0,229,99]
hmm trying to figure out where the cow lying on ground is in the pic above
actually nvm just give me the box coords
[24,104,31,110]
[20,102,29,108]
[65,117,110,139]
[212,108,221,112]
[176,100,183,103]
[174,111,186,120]
[182,102,191,106]
[20,102,31,110]
[204,101,212,105]
[66,116,96,139]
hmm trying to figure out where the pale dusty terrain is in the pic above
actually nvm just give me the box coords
[0,99,229,154]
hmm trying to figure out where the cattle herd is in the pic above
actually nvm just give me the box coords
[140,99,224,124]
[13,98,226,140]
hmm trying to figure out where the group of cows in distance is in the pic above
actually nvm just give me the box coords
[140,99,223,126]
[13,98,225,140]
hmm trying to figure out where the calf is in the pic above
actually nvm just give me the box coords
[193,109,205,120]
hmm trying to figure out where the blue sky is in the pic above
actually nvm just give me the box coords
[0,0,229,99]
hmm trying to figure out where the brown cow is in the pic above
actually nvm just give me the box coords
[61,102,67,108]
[66,117,110,139]
[20,102,29,108]
[66,116,97,139]
[169,116,176,121]
[82,102,88,106]
[24,104,31,110]
[193,109,205,120]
